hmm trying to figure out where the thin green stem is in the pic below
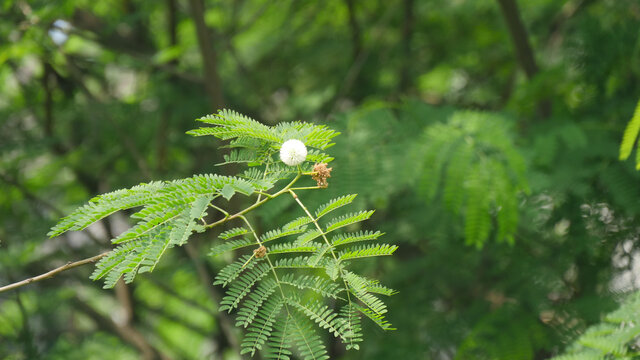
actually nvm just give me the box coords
[239,215,296,334]
[205,173,302,229]
[255,191,274,198]
[255,158,272,204]
[209,203,229,217]
[287,190,337,261]
[290,186,323,191]
[287,190,354,312]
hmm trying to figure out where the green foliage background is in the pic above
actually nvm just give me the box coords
[1,0,640,359]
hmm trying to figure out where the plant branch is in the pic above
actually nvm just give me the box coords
[182,242,242,354]
[205,172,302,229]
[0,252,109,293]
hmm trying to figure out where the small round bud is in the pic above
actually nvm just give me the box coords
[279,139,307,166]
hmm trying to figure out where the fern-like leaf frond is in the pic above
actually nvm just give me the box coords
[279,274,343,299]
[324,211,375,233]
[220,263,271,312]
[314,194,357,219]
[339,244,398,260]
[331,230,384,246]
[48,182,164,237]
[240,296,285,356]
[287,298,351,341]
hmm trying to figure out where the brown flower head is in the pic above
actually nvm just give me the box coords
[312,163,332,188]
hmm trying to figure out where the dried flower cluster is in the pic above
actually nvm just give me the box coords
[253,245,267,258]
[312,162,332,188]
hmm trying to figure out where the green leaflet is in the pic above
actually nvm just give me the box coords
[287,297,352,341]
[324,211,375,232]
[48,182,164,237]
[338,244,398,260]
[210,238,255,257]
[279,273,343,299]
[241,296,285,356]
[219,227,250,240]
[619,100,640,164]
[236,279,279,328]
[331,230,384,246]
[220,263,271,313]
[314,194,357,219]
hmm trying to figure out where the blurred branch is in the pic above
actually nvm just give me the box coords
[344,0,362,61]
[0,171,105,247]
[546,0,597,48]
[72,10,154,56]
[70,9,203,85]
[156,0,180,174]
[140,304,211,337]
[60,54,153,180]
[399,0,415,91]
[183,242,241,354]
[496,0,538,79]
[0,172,63,217]
[115,280,136,325]
[42,62,69,155]
[166,0,178,51]
[326,6,396,115]
[0,252,109,293]
[28,58,99,193]
[145,277,217,317]
[226,0,270,37]
[188,0,226,109]
[496,0,552,118]
[73,296,169,360]
[15,291,38,358]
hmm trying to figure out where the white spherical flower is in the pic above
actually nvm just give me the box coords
[280,139,307,166]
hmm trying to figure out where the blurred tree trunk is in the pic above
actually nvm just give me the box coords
[344,0,362,61]
[496,0,551,118]
[496,0,538,79]
[156,0,179,174]
[399,0,415,91]
[188,0,226,110]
